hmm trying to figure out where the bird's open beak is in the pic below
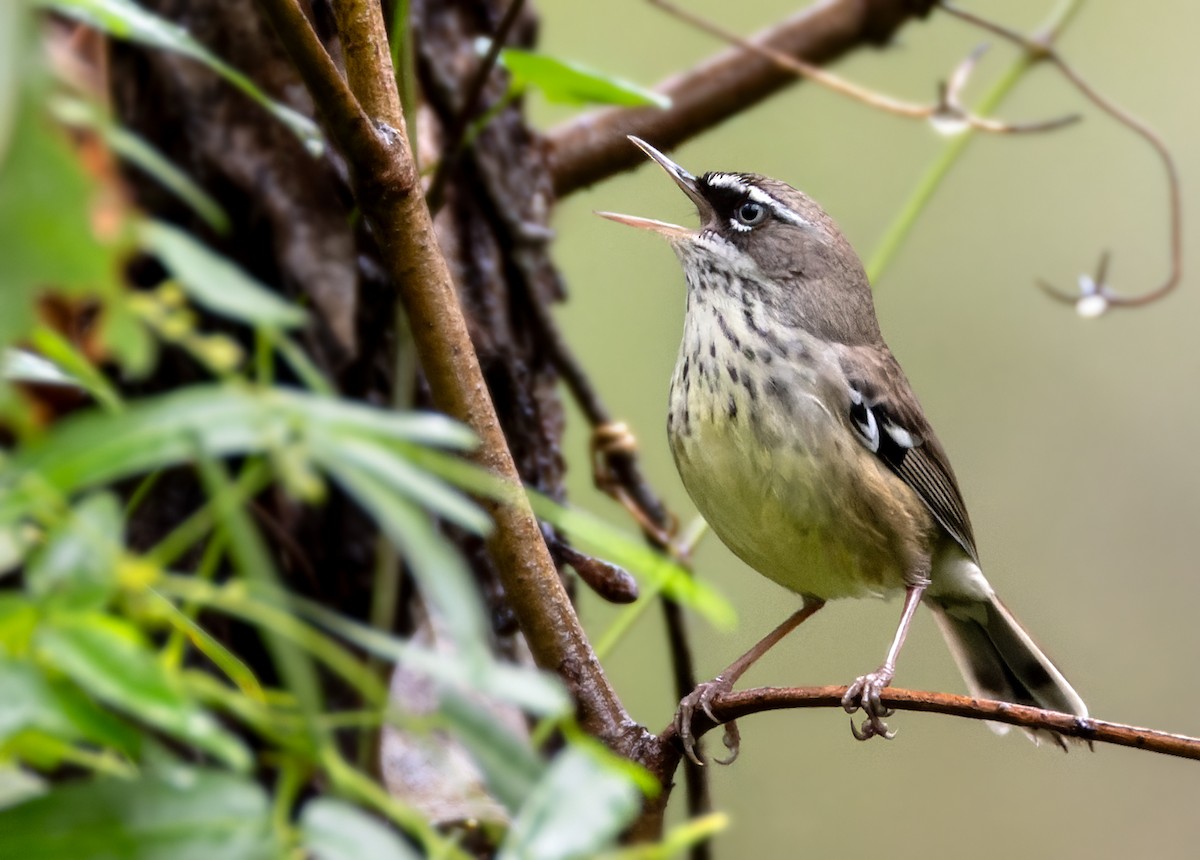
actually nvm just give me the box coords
[596,136,711,240]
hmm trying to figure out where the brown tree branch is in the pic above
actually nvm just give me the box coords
[331,0,403,127]
[648,0,1078,136]
[255,0,635,745]
[545,0,938,196]
[661,685,1200,763]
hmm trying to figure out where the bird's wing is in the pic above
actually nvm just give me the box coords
[838,345,979,563]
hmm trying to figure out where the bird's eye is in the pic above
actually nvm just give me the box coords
[735,200,767,226]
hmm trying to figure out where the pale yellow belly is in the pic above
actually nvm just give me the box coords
[669,381,930,601]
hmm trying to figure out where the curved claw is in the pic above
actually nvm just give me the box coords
[850,715,898,741]
[675,677,735,767]
[712,720,741,766]
[676,696,705,767]
[841,668,898,742]
[849,715,870,741]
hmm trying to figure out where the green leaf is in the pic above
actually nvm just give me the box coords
[300,797,421,860]
[34,614,251,771]
[527,491,735,630]
[49,96,229,234]
[481,41,670,108]
[0,768,280,860]
[597,813,729,860]
[287,591,568,718]
[0,384,475,520]
[0,52,123,352]
[193,454,324,737]
[313,434,490,535]
[26,326,123,411]
[321,460,489,656]
[26,492,123,612]
[0,658,102,741]
[137,221,307,329]
[0,766,46,812]
[293,396,476,450]
[390,445,734,628]
[438,691,543,814]
[2,349,84,390]
[147,594,266,704]
[0,2,21,160]
[0,523,28,577]
[0,594,38,655]
[499,747,642,860]
[43,0,324,154]
[0,657,139,754]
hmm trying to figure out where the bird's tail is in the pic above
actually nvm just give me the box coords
[928,593,1087,748]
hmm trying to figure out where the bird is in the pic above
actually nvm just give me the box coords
[598,136,1087,765]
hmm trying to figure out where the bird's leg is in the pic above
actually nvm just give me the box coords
[676,598,825,766]
[842,583,925,740]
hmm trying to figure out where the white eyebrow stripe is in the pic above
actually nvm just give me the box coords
[703,173,810,228]
[704,172,749,192]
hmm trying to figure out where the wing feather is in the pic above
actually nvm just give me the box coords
[840,346,979,562]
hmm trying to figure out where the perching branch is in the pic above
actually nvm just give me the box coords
[255,0,635,745]
[662,686,1200,763]
[545,0,939,196]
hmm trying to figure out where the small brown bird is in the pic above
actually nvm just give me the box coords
[600,137,1087,763]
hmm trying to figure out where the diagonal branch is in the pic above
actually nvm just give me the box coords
[662,685,1200,762]
[254,0,634,745]
[647,0,1078,137]
[545,0,938,196]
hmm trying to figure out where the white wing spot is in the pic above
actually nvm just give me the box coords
[847,387,881,452]
[883,420,917,449]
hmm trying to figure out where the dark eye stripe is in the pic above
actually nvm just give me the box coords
[701,172,811,228]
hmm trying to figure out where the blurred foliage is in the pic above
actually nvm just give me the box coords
[0,2,729,857]
[477,39,671,109]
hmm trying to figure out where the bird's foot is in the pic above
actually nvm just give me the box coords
[841,666,897,741]
[676,677,740,766]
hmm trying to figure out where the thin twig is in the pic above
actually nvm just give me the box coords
[939,1,1182,312]
[546,0,938,196]
[425,0,525,215]
[665,685,1200,762]
[867,0,1084,283]
[648,0,1078,136]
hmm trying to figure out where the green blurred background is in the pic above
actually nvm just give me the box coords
[535,1,1200,856]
